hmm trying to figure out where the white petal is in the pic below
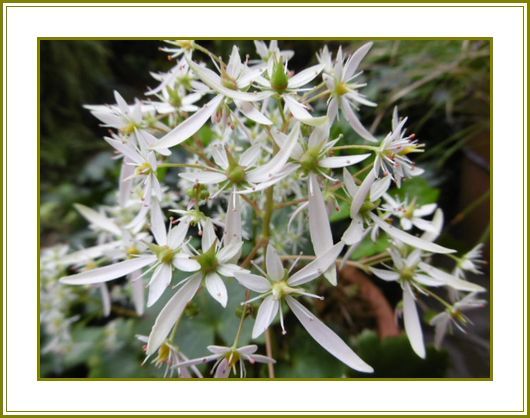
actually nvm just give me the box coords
[418,262,486,292]
[173,255,201,272]
[146,274,202,357]
[60,256,156,285]
[341,217,365,246]
[308,174,335,285]
[179,170,227,185]
[74,204,121,236]
[286,296,373,373]
[211,145,229,170]
[414,203,437,217]
[342,168,358,197]
[350,169,376,218]
[370,176,391,201]
[99,283,111,317]
[421,209,444,242]
[218,241,243,264]
[217,263,243,277]
[283,94,327,126]
[265,244,285,281]
[233,272,271,293]
[370,213,455,254]
[205,272,228,307]
[128,270,145,315]
[252,295,279,338]
[235,101,272,125]
[246,124,299,183]
[414,273,445,287]
[344,42,373,81]
[340,98,377,142]
[239,144,262,167]
[168,218,191,248]
[370,267,400,282]
[223,192,242,249]
[104,137,143,164]
[61,241,122,266]
[402,282,426,359]
[152,95,223,150]
[319,154,370,169]
[147,263,173,307]
[287,63,324,89]
[288,242,344,287]
[201,219,216,251]
[411,218,437,233]
[150,199,167,246]
[114,90,129,113]
[214,358,231,378]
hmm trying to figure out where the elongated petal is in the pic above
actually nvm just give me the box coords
[370,175,391,201]
[370,213,455,254]
[246,124,299,183]
[340,97,377,142]
[414,203,437,217]
[288,242,344,286]
[283,94,328,126]
[252,295,279,338]
[61,241,122,266]
[211,145,229,170]
[205,272,228,307]
[104,137,144,164]
[152,95,223,150]
[286,296,373,373]
[99,283,111,317]
[341,217,365,246]
[235,100,272,125]
[224,192,242,249]
[344,42,373,81]
[402,282,426,359]
[342,168,358,197]
[263,244,283,281]
[146,274,202,357]
[421,208,444,242]
[218,241,243,264]
[168,218,191,248]
[214,358,231,378]
[350,169,376,218]
[189,59,270,102]
[370,267,400,282]
[179,170,227,185]
[201,219,216,251]
[308,174,336,285]
[60,256,156,285]
[288,63,324,89]
[74,204,121,236]
[418,262,485,292]
[319,154,370,169]
[233,272,271,293]
[173,255,201,272]
[147,263,172,307]
[239,144,262,167]
[150,199,167,246]
[128,270,145,315]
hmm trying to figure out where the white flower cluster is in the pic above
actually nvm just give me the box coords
[51,40,487,377]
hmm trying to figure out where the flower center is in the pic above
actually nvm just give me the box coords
[400,267,415,282]
[271,62,289,93]
[135,162,154,176]
[335,81,349,96]
[227,164,247,185]
[167,87,183,108]
[157,246,176,265]
[299,147,321,173]
[126,246,140,258]
[271,280,296,300]
[196,248,219,275]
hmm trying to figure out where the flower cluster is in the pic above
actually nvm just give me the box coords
[52,40,487,377]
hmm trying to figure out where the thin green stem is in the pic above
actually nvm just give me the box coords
[158,162,213,170]
[332,144,379,152]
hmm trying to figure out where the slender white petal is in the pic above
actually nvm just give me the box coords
[128,270,145,315]
[214,358,232,378]
[340,97,377,142]
[99,283,111,317]
[74,204,122,236]
[350,169,376,218]
[421,209,444,242]
[370,175,391,201]
[233,272,271,293]
[341,217,365,246]
[211,145,229,170]
[370,213,455,254]
[217,263,243,277]
[150,199,167,246]
[179,170,227,185]
[147,263,173,307]
[224,192,242,250]
[152,95,223,150]
[173,255,201,272]
[319,154,370,169]
[205,272,228,307]
[418,262,485,292]
[288,242,344,286]
[239,144,262,167]
[344,42,373,81]
[286,296,373,373]
[235,101,272,125]
[283,94,327,126]
[218,241,243,264]
[61,241,122,266]
[252,295,279,338]
[60,256,157,285]
[146,274,202,357]
[104,137,144,164]
[414,203,437,217]
[370,267,400,282]
[287,63,324,89]
[265,244,285,281]
[402,282,426,359]
[168,218,191,248]
[308,174,336,285]
[201,219,216,251]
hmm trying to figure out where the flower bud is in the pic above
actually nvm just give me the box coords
[271,61,289,93]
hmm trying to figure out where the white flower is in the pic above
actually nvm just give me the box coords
[233,243,373,373]
[370,247,485,358]
[254,40,294,63]
[137,335,202,378]
[179,124,300,194]
[322,43,377,142]
[145,220,245,357]
[382,195,438,233]
[373,107,424,186]
[173,344,275,378]
[454,243,485,279]
[160,40,195,59]
[430,293,486,349]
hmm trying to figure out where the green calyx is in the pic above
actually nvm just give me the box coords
[135,162,154,176]
[271,61,289,93]
[151,244,177,265]
[271,280,296,300]
[226,150,247,185]
[221,69,239,90]
[187,184,210,202]
[167,87,183,108]
[400,267,415,282]
[195,244,219,275]
[299,147,322,173]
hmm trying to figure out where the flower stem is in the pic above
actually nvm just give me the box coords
[332,144,379,152]
[158,162,212,170]
[265,329,275,378]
